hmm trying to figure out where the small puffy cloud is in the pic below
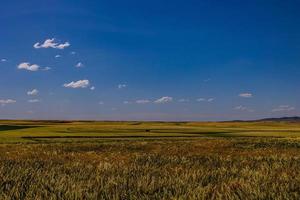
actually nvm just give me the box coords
[90,86,95,90]
[1,58,7,62]
[196,98,214,102]
[136,99,151,104]
[234,105,254,112]
[155,96,173,104]
[239,93,253,98]
[34,38,70,49]
[272,105,295,112]
[28,99,40,103]
[63,80,90,89]
[0,99,16,106]
[99,101,104,105]
[27,89,38,96]
[70,51,76,55]
[18,62,40,71]
[17,62,49,71]
[118,84,127,89]
[55,55,61,58]
[123,101,131,104]
[75,62,84,68]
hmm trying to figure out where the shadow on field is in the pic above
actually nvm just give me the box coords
[21,132,236,140]
[0,125,38,132]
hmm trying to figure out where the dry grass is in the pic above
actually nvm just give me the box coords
[1,137,300,200]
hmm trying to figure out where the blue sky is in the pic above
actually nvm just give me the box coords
[0,0,299,121]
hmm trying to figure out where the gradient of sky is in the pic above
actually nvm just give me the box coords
[0,0,299,121]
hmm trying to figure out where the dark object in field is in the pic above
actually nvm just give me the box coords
[0,125,38,132]
[145,129,151,132]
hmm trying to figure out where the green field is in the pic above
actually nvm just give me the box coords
[1,120,300,199]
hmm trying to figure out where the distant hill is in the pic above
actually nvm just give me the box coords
[256,116,300,122]
[227,117,300,123]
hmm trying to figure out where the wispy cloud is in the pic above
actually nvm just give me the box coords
[207,98,215,102]
[0,99,16,106]
[28,99,40,103]
[27,89,38,96]
[55,55,61,58]
[239,93,253,98]
[272,105,295,112]
[63,80,90,89]
[118,84,127,89]
[136,99,151,104]
[75,62,84,68]
[34,38,70,49]
[155,96,173,104]
[90,86,95,91]
[1,58,7,62]
[234,105,254,112]
[42,67,51,71]
[196,98,214,102]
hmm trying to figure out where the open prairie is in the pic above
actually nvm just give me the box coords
[1,120,300,199]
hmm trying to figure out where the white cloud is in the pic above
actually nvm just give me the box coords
[1,58,7,62]
[28,99,40,103]
[63,80,90,89]
[136,99,151,104]
[98,101,104,105]
[27,89,38,96]
[56,42,70,49]
[75,62,84,68]
[34,38,70,49]
[90,86,95,90]
[272,105,295,112]
[17,63,49,71]
[18,62,40,71]
[239,93,253,98]
[55,55,61,58]
[196,98,214,102]
[70,51,76,55]
[234,105,254,112]
[0,99,16,106]
[207,98,215,102]
[118,84,127,89]
[155,96,173,104]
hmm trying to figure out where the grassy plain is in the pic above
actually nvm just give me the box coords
[0,120,300,199]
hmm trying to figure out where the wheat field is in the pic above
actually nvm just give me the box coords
[0,121,300,199]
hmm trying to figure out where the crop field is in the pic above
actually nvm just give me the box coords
[1,120,300,199]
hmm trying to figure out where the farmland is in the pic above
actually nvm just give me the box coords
[1,120,300,199]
